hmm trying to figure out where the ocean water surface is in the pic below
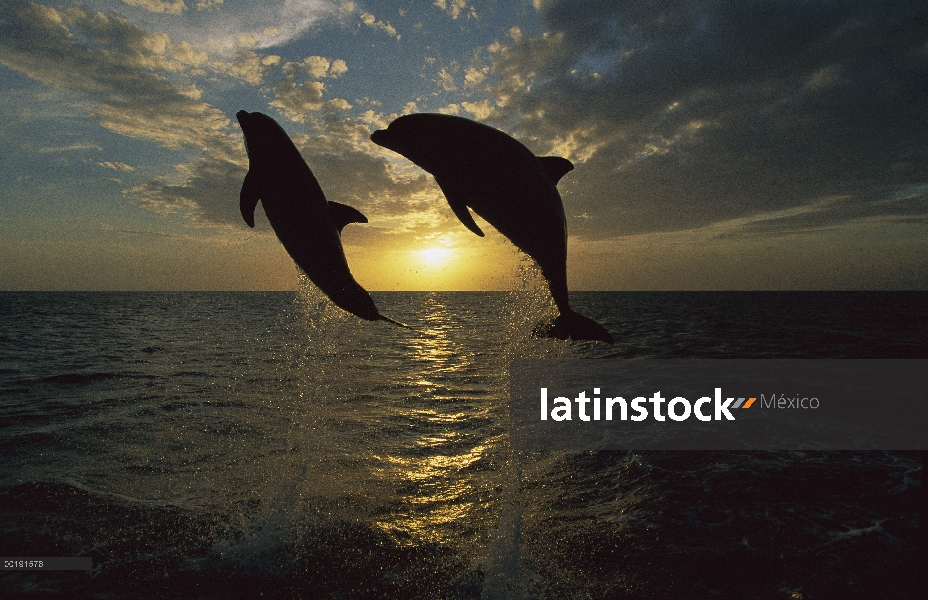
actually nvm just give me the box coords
[1,283,924,599]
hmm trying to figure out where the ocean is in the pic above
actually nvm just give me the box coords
[1,283,924,599]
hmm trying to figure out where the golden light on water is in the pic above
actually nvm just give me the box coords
[366,294,496,545]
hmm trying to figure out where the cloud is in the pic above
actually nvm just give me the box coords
[120,0,186,15]
[433,0,475,20]
[284,55,348,78]
[484,0,928,239]
[461,100,492,120]
[172,41,210,66]
[326,98,352,111]
[0,1,345,167]
[36,143,103,153]
[297,55,333,78]
[716,189,928,238]
[231,0,336,48]
[0,1,233,154]
[97,161,135,172]
[109,0,337,52]
[329,58,348,76]
[270,78,326,118]
[128,156,245,221]
[463,65,487,87]
[269,55,351,121]
[211,50,280,85]
[436,67,457,91]
[359,11,400,40]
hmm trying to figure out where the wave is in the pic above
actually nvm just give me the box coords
[39,372,123,385]
[0,479,482,600]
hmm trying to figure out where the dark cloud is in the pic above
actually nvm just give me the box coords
[490,0,928,238]
[129,155,246,222]
[717,187,928,238]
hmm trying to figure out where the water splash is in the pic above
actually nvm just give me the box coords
[503,253,578,362]
[210,272,374,571]
[482,253,580,599]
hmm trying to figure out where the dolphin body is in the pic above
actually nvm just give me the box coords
[370,114,613,343]
[237,110,404,327]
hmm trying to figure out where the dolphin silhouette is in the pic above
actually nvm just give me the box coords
[237,110,405,327]
[370,114,613,343]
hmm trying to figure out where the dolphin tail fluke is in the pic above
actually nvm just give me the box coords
[532,311,614,344]
[379,314,410,329]
[566,311,615,343]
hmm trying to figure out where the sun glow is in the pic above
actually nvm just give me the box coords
[343,227,521,290]
[417,247,453,266]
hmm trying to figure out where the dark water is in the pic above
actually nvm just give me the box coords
[0,284,924,599]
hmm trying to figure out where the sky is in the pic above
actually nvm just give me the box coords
[1,0,926,291]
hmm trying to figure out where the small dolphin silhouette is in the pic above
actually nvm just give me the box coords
[371,114,613,343]
[237,110,405,327]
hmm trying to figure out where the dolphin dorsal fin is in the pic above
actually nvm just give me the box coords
[328,201,368,233]
[435,176,485,237]
[240,169,261,228]
[538,156,574,185]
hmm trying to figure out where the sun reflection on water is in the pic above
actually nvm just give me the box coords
[372,442,494,544]
[406,293,473,377]
[367,294,498,545]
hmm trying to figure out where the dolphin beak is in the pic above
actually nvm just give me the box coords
[370,129,388,147]
[236,110,250,126]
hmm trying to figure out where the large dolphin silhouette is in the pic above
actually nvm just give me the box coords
[237,110,405,327]
[370,114,613,343]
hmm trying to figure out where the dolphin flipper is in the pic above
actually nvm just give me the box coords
[435,177,485,237]
[328,201,368,233]
[240,170,261,228]
[537,156,574,185]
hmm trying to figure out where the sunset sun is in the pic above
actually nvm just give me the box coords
[417,247,453,267]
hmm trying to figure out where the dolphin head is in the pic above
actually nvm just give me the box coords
[370,114,447,172]
[237,110,290,160]
[369,117,413,154]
